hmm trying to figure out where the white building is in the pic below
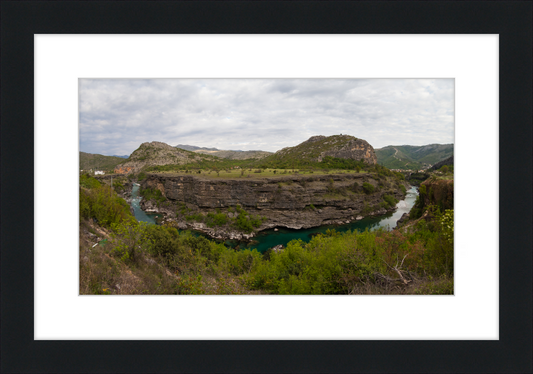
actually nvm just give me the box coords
[95,170,105,175]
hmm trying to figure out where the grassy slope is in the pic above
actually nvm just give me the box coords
[146,168,366,179]
[80,152,126,171]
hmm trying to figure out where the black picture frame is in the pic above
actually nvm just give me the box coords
[1,1,531,372]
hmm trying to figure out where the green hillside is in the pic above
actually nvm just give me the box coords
[256,135,377,169]
[80,152,126,172]
[375,144,454,170]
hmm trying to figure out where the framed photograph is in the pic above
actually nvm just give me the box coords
[2,1,531,372]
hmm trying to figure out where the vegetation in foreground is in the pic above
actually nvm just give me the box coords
[80,174,454,295]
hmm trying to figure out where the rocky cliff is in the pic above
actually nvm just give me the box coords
[407,177,454,222]
[419,178,454,212]
[140,172,408,240]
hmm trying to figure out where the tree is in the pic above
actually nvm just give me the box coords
[111,221,152,263]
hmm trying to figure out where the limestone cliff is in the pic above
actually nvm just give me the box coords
[140,172,408,239]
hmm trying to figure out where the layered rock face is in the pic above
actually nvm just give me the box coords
[141,173,406,232]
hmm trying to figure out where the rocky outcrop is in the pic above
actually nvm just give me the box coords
[114,165,134,174]
[140,172,408,239]
[118,141,201,173]
[274,135,378,165]
[419,178,454,211]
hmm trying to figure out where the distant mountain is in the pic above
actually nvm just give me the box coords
[258,135,377,167]
[375,144,454,170]
[80,152,126,171]
[175,144,272,160]
[175,144,220,152]
[111,155,129,159]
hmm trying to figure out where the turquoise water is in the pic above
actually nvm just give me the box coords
[130,183,160,225]
[184,186,419,253]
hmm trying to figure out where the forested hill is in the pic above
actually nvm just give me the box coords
[375,144,454,170]
[80,152,126,171]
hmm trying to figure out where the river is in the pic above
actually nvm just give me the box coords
[129,184,418,253]
[130,183,160,224]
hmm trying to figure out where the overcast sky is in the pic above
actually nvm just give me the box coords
[79,79,454,156]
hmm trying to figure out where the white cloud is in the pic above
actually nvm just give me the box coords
[79,78,454,155]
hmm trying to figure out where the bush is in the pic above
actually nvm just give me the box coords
[382,194,398,208]
[235,214,254,232]
[140,187,166,204]
[80,179,135,228]
[205,212,229,227]
[80,174,101,189]
[362,182,374,194]
[111,221,152,263]
[83,201,454,295]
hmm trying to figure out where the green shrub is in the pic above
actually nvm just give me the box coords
[140,187,166,204]
[382,194,398,208]
[112,180,125,193]
[80,174,101,189]
[362,182,374,194]
[205,212,229,227]
[80,178,135,228]
[110,221,152,263]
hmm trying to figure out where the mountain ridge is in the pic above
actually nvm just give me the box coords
[375,144,454,170]
[175,144,272,160]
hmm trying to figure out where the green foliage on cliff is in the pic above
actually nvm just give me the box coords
[206,212,229,227]
[382,194,399,208]
[410,179,453,220]
[140,187,166,204]
[79,175,135,228]
[362,182,375,194]
[234,205,265,233]
[180,205,266,233]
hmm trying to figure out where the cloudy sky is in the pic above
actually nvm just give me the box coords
[79,79,454,156]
